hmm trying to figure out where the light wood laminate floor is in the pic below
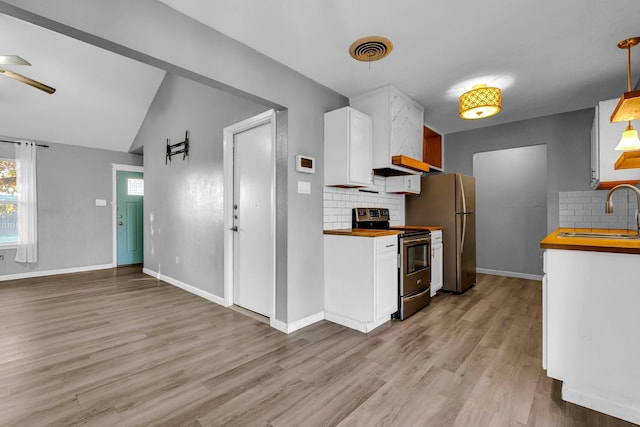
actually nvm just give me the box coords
[0,267,635,426]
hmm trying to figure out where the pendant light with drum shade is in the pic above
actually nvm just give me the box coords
[459,83,502,119]
[613,37,640,151]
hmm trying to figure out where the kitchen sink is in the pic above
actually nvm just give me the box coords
[557,231,640,240]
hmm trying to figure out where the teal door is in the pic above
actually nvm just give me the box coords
[116,171,143,265]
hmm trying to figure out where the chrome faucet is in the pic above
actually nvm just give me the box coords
[605,183,640,236]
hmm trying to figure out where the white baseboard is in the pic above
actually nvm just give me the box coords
[143,268,326,334]
[562,384,640,425]
[325,312,367,333]
[142,268,227,307]
[272,311,324,334]
[324,311,390,334]
[0,263,114,282]
[477,268,542,281]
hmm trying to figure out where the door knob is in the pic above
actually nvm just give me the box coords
[230,226,238,232]
[118,221,123,225]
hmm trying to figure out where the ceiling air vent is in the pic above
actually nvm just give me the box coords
[349,36,393,62]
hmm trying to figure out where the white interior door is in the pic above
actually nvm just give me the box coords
[232,121,273,317]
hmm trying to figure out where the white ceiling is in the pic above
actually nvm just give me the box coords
[0,13,165,152]
[158,0,640,134]
[1,2,640,154]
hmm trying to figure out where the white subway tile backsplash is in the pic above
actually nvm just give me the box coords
[324,181,405,230]
[559,189,638,231]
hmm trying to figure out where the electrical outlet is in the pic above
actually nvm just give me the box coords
[175,256,180,264]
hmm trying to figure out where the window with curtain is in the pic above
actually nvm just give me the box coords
[0,159,18,245]
[14,142,38,263]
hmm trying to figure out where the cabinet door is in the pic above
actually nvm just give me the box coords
[349,109,373,185]
[431,243,443,295]
[390,92,423,161]
[590,106,599,188]
[375,249,399,320]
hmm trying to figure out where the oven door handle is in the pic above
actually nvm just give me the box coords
[402,237,431,246]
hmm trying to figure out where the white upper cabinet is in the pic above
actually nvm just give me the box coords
[385,175,421,194]
[350,85,426,176]
[591,98,640,189]
[324,106,373,187]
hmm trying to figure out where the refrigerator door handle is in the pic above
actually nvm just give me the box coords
[461,213,466,254]
[459,174,467,214]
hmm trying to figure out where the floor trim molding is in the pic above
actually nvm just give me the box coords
[142,268,227,307]
[477,268,542,281]
[0,263,113,282]
[272,311,325,334]
[562,384,640,425]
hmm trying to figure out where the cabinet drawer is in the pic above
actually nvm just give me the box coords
[376,236,398,254]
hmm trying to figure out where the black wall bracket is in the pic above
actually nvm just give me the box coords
[166,130,189,164]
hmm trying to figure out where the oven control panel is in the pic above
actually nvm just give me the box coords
[354,207,390,222]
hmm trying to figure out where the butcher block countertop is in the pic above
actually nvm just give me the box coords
[324,225,443,237]
[391,225,444,232]
[540,228,640,255]
[323,229,400,237]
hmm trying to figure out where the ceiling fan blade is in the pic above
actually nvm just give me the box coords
[0,55,31,66]
[0,67,55,94]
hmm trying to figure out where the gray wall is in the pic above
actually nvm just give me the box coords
[133,73,268,298]
[0,0,348,323]
[445,108,594,235]
[473,145,547,276]
[0,139,142,275]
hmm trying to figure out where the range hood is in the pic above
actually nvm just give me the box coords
[391,155,430,172]
[373,155,430,177]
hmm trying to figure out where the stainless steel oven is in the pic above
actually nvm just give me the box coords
[397,231,431,320]
[352,207,431,320]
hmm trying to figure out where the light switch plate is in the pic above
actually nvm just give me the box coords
[297,181,311,194]
[95,199,107,206]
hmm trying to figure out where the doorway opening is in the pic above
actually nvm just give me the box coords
[473,144,547,278]
[223,110,276,323]
[112,164,144,266]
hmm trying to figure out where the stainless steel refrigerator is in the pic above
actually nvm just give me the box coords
[406,173,476,293]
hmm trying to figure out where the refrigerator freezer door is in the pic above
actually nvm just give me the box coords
[455,174,476,214]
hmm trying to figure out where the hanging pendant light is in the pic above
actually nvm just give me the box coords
[614,37,640,151]
[615,122,640,151]
[459,84,502,119]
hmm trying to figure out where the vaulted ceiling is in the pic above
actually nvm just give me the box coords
[1,1,640,153]
[0,13,165,152]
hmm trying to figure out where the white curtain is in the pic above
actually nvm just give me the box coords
[14,141,37,263]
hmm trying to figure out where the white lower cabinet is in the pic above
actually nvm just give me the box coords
[324,234,398,333]
[544,249,640,424]
[430,230,443,296]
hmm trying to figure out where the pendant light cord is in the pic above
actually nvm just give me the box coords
[627,45,632,130]
[627,45,632,92]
